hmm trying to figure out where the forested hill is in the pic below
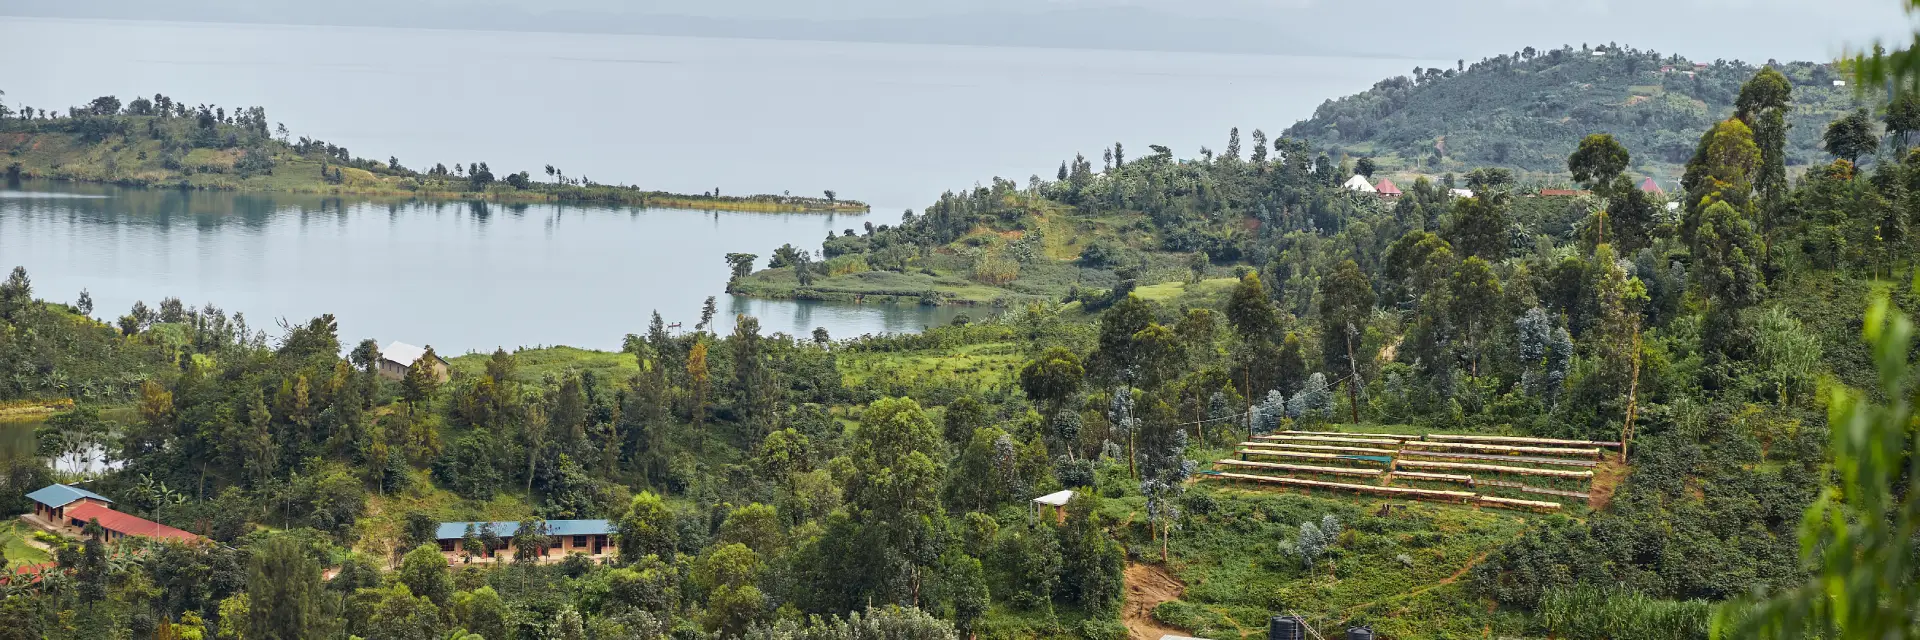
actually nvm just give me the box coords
[1286,45,1862,181]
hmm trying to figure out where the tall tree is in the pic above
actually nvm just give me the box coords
[247,536,334,640]
[1567,134,1630,192]
[1318,260,1374,423]
[1825,108,1881,167]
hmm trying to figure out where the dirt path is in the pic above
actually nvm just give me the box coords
[1124,562,1190,640]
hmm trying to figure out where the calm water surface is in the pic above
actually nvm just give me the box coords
[0,181,967,353]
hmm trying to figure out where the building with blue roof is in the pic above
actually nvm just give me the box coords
[26,483,112,523]
[433,519,613,562]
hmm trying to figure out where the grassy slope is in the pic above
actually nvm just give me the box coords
[1,520,52,567]
[1156,487,1534,638]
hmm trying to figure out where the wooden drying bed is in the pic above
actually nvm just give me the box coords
[1238,442,1401,456]
[1477,478,1591,499]
[1398,450,1598,468]
[1214,459,1382,477]
[1389,470,1474,484]
[1256,434,1406,447]
[1237,449,1391,465]
[1396,459,1594,479]
[1428,434,1622,449]
[1474,495,1563,512]
[1280,430,1417,440]
[1205,472,1475,502]
[1401,440,1602,458]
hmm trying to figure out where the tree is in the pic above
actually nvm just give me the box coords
[1445,195,1509,261]
[401,345,441,410]
[698,296,718,333]
[824,190,837,203]
[724,253,758,284]
[1446,257,1503,376]
[1354,157,1377,179]
[511,518,551,564]
[688,341,711,432]
[397,543,452,607]
[843,397,946,605]
[75,289,92,316]
[1825,108,1880,166]
[946,552,989,637]
[246,536,333,640]
[941,394,990,447]
[1567,134,1630,191]
[1739,69,1793,221]
[1018,348,1083,425]
[1225,272,1279,340]
[616,491,678,561]
[363,584,441,640]
[1886,91,1920,150]
[450,587,509,640]
[0,266,31,322]
[1319,260,1373,423]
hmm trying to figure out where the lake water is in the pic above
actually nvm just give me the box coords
[0,17,1437,352]
[0,181,971,353]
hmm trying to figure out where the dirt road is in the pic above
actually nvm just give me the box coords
[1124,562,1190,640]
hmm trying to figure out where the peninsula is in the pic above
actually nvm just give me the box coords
[0,92,867,213]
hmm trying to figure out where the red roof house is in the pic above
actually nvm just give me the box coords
[64,502,202,544]
[1373,179,1403,197]
[1538,189,1589,197]
[1639,177,1663,194]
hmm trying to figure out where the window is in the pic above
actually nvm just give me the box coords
[573,535,587,547]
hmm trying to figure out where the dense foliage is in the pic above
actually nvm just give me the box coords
[1286,44,1863,180]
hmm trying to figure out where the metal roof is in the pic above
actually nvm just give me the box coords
[434,519,613,540]
[382,341,433,366]
[65,502,199,542]
[26,483,111,508]
[1032,490,1076,506]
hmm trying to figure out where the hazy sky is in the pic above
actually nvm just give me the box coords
[2,0,1912,61]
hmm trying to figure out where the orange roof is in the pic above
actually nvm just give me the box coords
[1374,179,1402,195]
[1639,177,1663,193]
[1539,189,1589,197]
[4,561,58,585]
[66,502,201,543]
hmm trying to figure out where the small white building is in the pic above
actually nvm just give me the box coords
[378,341,450,382]
[1342,174,1377,193]
[1449,188,1475,198]
[1834,80,1849,87]
[1032,490,1075,523]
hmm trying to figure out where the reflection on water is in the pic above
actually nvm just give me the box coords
[0,180,972,353]
[0,418,118,476]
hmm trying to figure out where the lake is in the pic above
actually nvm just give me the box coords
[0,181,971,353]
[0,17,1437,352]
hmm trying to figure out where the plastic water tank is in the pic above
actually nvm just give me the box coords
[1268,615,1307,640]
[1347,626,1376,640]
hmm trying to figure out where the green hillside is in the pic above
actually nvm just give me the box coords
[1285,45,1865,183]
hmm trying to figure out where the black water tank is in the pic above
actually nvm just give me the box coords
[1268,615,1306,640]
[1347,626,1376,640]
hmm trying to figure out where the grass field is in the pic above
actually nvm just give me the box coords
[838,340,1026,390]
[1149,486,1536,638]
[446,346,639,385]
[1,520,52,568]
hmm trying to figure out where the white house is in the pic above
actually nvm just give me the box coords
[1342,174,1377,193]
[1449,188,1475,198]
[378,341,450,382]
